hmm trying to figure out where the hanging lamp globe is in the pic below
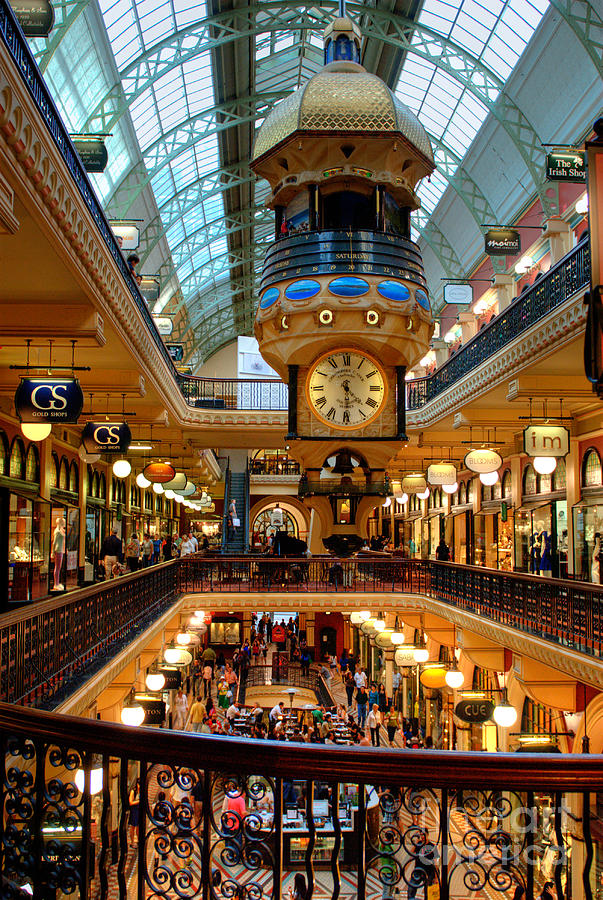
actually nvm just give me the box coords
[493,700,517,728]
[112,459,131,478]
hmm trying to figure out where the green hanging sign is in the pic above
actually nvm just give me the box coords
[546,151,585,183]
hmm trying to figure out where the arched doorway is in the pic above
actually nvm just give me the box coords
[251,507,298,545]
[320,626,337,658]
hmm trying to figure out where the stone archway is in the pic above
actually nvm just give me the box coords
[248,496,311,547]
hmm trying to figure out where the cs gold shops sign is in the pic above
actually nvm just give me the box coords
[15,377,83,424]
[82,422,132,454]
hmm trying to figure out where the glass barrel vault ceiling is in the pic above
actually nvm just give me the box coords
[31,0,551,364]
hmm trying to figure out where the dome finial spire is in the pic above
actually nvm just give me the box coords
[323,8,362,65]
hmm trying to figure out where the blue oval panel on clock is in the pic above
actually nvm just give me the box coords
[285,280,321,301]
[328,276,370,297]
[415,289,430,310]
[377,281,410,302]
[259,288,280,309]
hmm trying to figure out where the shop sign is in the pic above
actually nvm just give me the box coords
[72,136,108,173]
[501,501,508,522]
[135,696,166,725]
[111,224,139,250]
[455,698,494,724]
[15,377,83,424]
[523,424,569,458]
[427,463,456,486]
[402,474,427,494]
[159,667,182,690]
[464,448,502,474]
[545,151,585,183]
[443,283,473,306]
[10,0,54,36]
[166,344,184,362]
[139,276,160,304]
[143,461,176,484]
[484,228,521,257]
[81,422,131,454]
[394,646,416,666]
[153,316,173,336]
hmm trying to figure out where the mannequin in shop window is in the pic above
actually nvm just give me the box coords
[591,533,601,585]
[52,517,66,590]
[539,527,552,577]
[529,526,542,575]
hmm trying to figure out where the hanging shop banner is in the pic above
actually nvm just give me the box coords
[546,151,585,183]
[10,0,54,36]
[455,698,495,724]
[427,463,457,486]
[139,276,160,304]
[135,696,166,725]
[81,422,132,454]
[484,228,521,256]
[158,667,182,690]
[443,283,473,306]
[153,316,173,336]
[15,377,84,424]
[111,224,139,250]
[523,424,570,457]
[402,474,427,494]
[72,136,108,173]
[166,344,184,362]
[143,461,176,484]
[394,646,416,667]
[464,448,502,474]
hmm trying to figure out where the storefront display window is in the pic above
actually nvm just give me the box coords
[51,505,80,591]
[583,449,602,487]
[9,439,24,479]
[8,492,49,604]
[573,501,603,582]
[210,620,241,644]
[516,500,566,577]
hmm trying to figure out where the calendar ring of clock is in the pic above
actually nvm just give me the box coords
[305,348,388,430]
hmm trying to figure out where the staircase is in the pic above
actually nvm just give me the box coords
[222,464,249,554]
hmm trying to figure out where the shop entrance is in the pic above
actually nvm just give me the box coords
[320,626,337,657]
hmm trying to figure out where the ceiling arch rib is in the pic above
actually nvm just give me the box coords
[96,6,549,214]
[547,0,602,75]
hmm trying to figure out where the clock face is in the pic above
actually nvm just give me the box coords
[306,349,387,429]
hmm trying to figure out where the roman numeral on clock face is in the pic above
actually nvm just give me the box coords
[366,397,378,409]
[341,353,350,366]
[315,396,326,408]
[326,407,336,420]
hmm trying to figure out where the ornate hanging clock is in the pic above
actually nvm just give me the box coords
[305,348,387,429]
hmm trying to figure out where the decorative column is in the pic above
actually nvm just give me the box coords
[242,611,253,642]
[565,439,580,576]
[431,339,449,368]
[491,274,515,312]
[458,311,477,343]
[384,651,394,699]
[543,216,571,263]
[306,613,315,658]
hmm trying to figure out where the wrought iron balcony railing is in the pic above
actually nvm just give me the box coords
[177,375,288,411]
[0,701,600,900]
[298,478,390,497]
[407,239,590,410]
[4,558,603,715]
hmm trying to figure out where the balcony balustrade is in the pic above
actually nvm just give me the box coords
[0,701,600,900]
[4,559,603,716]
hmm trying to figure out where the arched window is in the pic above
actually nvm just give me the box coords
[523,465,537,496]
[69,461,79,494]
[58,458,69,491]
[481,483,492,502]
[111,478,118,503]
[583,449,602,487]
[25,444,39,483]
[493,475,502,500]
[9,439,25,480]
[467,479,475,501]
[99,474,106,499]
[49,452,59,489]
[554,458,566,492]
[0,430,8,476]
[459,483,467,505]
[501,470,512,499]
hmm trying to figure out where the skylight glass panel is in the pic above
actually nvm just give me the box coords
[396,0,547,229]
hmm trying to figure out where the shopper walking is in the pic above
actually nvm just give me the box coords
[367,703,381,746]
[141,533,154,567]
[356,685,368,729]
[125,533,140,572]
[100,526,122,579]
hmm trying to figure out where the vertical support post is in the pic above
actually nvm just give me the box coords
[274,777,283,900]
[309,185,318,231]
[396,366,407,440]
[440,787,449,900]
[287,365,298,439]
[356,783,366,900]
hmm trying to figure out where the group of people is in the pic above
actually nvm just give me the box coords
[98,527,209,578]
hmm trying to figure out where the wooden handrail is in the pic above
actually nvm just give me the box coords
[1,701,601,790]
